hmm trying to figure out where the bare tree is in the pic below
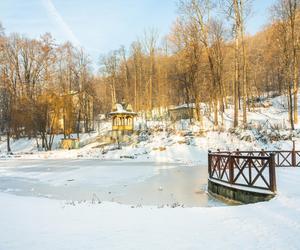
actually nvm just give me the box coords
[144,29,158,113]
[100,51,119,106]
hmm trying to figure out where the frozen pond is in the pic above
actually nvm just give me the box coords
[0,159,224,207]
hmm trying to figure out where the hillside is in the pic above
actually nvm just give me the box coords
[0,94,298,163]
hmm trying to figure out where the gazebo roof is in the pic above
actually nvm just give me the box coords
[108,103,137,116]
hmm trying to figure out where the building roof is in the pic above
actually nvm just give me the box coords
[169,103,196,111]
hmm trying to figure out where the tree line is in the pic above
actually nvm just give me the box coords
[0,30,95,152]
[0,0,299,153]
[98,0,299,129]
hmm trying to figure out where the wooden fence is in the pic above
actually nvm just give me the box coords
[212,149,300,167]
[209,148,300,193]
[208,151,279,192]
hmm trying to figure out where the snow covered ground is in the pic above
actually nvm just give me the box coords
[0,94,300,249]
[0,167,300,250]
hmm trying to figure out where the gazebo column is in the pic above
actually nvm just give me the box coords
[128,117,131,126]
[131,117,134,130]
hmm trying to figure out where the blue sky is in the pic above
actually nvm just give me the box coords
[0,0,275,66]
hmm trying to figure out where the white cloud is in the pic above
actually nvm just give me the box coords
[42,0,80,46]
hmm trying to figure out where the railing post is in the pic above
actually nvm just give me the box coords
[217,148,221,177]
[269,153,277,192]
[208,150,212,178]
[229,154,234,184]
[261,149,265,166]
[218,154,221,177]
[292,141,296,167]
[236,148,240,164]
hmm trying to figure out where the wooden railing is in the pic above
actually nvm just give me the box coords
[212,149,300,167]
[208,151,277,192]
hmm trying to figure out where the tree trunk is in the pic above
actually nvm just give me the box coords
[7,131,11,153]
[293,42,298,124]
[134,67,138,110]
[288,83,295,130]
[290,0,298,124]
[233,0,242,128]
[241,27,247,126]
[214,98,218,128]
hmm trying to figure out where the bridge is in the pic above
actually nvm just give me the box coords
[208,148,300,203]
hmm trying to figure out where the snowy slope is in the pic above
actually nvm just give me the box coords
[0,94,300,249]
[1,94,299,162]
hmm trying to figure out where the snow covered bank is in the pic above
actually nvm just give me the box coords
[0,167,300,250]
[0,130,287,164]
[1,94,300,164]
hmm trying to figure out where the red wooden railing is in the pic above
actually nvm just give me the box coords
[208,150,278,192]
[212,149,300,167]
